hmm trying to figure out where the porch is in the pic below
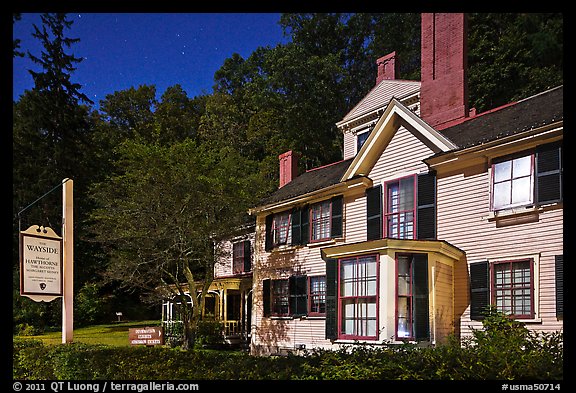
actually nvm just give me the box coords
[161,275,252,347]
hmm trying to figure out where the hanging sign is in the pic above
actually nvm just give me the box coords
[20,225,63,301]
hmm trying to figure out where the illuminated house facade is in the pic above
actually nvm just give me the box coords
[247,13,563,355]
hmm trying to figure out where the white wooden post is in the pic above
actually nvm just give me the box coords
[62,178,74,343]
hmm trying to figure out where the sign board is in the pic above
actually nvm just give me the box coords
[129,327,164,346]
[20,225,63,300]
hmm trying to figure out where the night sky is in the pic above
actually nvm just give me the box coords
[12,13,288,108]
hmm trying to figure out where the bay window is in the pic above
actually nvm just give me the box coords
[339,255,378,339]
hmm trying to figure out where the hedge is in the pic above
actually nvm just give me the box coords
[13,333,562,380]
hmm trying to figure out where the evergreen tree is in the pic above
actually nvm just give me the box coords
[13,13,96,332]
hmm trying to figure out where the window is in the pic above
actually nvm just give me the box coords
[395,253,429,341]
[366,173,436,241]
[492,154,534,210]
[385,176,416,239]
[266,196,343,251]
[311,200,331,241]
[272,212,291,247]
[470,258,535,320]
[309,276,326,315]
[396,255,413,338]
[270,279,289,316]
[232,240,251,274]
[339,255,378,339]
[357,129,371,153]
[263,275,310,317]
[491,142,563,212]
[492,260,534,319]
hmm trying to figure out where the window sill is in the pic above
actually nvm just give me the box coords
[487,205,539,221]
[517,317,542,324]
[334,338,382,344]
[487,202,562,223]
[306,239,336,248]
[270,244,298,253]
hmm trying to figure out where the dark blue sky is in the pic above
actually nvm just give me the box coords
[13,13,289,107]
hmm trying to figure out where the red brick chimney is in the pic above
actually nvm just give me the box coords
[278,150,298,188]
[376,51,397,84]
[420,13,469,129]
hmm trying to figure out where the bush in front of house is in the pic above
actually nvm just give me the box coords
[13,310,562,380]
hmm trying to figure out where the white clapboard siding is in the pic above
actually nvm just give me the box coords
[437,171,563,336]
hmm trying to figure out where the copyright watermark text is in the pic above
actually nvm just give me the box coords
[13,382,199,393]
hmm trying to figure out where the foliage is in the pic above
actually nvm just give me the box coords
[74,282,112,327]
[14,312,562,380]
[194,320,225,349]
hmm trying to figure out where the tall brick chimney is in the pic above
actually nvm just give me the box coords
[376,51,397,84]
[420,13,469,129]
[278,150,298,188]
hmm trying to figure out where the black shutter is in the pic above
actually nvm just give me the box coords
[412,254,430,341]
[536,142,563,205]
[330,195,343,238]
[291,207,302,245]
[325,258,338,340]
[470,261,490,320]
[417,172,436,240]
[555,255,563,319]
[289,275,308,317]
[366,185,382,240]
[265,214,273,252]
[301,205,309,245]
[262,279,271,317]
[243,240,251,272]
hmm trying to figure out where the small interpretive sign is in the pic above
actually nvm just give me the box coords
[129,327,164,346]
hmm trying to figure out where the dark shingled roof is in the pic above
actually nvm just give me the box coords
[439,85,563,150]
[258,158,354,207]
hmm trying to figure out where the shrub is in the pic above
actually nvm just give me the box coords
[13,318,562,381]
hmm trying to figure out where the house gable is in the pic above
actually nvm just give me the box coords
[341,98,457,181]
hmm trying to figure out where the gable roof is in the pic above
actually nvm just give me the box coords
[341,97,457,181]
[337,79,420,127]
[256,158,354,207]
[438,85,563,151]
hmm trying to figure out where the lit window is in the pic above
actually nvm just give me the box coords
[492,155,534,210]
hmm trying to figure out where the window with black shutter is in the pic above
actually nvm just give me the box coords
[265,215,273,252]
[469,261,490,320]
[330,195,343,238]
[412,254,430,340]
[536,142,563,205]
[417,172,436,240]
[291,207,302,245]
[325,258,338,340]
[366,185,382,240]
[555,255,563,319]
[243,240,251,272]
[396,253,429,341]
[289,275,308,316]
[262,279,271,317]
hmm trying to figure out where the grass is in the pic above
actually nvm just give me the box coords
[15,320,161,346]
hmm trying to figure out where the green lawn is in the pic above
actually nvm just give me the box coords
[15,320,162,346]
